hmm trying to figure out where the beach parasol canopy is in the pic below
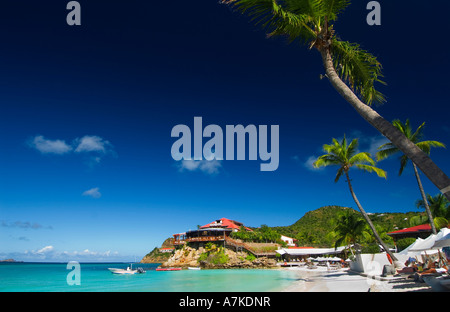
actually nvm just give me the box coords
[408,228,450,251]
[432,231,450,248]
[398,237,425,255]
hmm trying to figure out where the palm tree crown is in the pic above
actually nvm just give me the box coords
[221,0,385,106]
[332,209,368,252]
[314,136,386,181]
[377,119,446,175]
[416,194,450,224]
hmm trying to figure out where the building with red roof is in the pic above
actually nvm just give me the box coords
[387,224,432,242]
[200,218,253,232]
[172,218,252,247]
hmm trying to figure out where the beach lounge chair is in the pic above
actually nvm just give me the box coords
[395,266,415,275]
[326,262,339,271]
[307,263,317,269]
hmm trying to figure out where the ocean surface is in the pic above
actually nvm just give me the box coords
[0,262,300,292]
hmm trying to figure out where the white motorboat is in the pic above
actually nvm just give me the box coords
[188,267,201,270]
[108,264,145,275]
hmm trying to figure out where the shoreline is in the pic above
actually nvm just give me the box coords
[278,266,433,292]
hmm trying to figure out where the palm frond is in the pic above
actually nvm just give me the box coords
[349,152,375,166]
[222,0,317,44]
[283,0,321,18]
[376,145,398,161]
[330,38,386,106]
[410,121,425,142]
[320,0,351,21]
[392,119,411,139]
[334,166,345,182]
[313,154,342,168]
[346,138,359,158]
[355,164,387,178]
[416,140,446,155]
[398,154,409,176]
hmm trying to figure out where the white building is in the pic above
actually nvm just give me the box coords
[280,235,296,247]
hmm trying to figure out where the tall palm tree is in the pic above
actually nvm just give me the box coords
[220,0,450,200]
[313,136,399,263]
[377,119,446,234]
[416,193,450,230]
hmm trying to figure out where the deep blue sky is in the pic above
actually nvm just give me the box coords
[1,1,449,261]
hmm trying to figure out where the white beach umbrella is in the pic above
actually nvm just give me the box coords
[408,235,436,251]
[432,231,450,248]
[398,237,425,255]
[409,228,450,251]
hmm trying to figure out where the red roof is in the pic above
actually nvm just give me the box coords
[200,218,252,231]
[387,224,431,235]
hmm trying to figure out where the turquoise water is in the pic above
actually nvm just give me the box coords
[0,263,299,292]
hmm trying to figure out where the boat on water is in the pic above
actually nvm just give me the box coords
[188,267,201,270]
[108,264,145,275]
[156,267,182,271]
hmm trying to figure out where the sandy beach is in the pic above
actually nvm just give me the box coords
[280,266,432,292]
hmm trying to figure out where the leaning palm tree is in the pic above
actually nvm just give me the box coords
[313,136,399,264]
[220,0,450,200]
[377,119,446,234]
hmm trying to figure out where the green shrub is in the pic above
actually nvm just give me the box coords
[396,237,416,252]
[198,252,208,262]
[245,253,256,261]
[208,252,229,265]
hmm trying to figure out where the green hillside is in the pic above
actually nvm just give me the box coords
[142,206,426,260]
[271,206,423,248]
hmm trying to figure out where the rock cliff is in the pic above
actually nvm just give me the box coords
[160,246,277,269]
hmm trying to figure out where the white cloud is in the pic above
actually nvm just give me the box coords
[291,155,324,172]
[29,134,115,165]
[36,245,54,254]
[2,247,123,262]
[348,130,390,157]
[303,155,325,172]
[367,136,390,158]
[1,220,52,230]
[178,160,222,175]
[82,187,102,198]
[74,135,112,153]
[30,135,73,154]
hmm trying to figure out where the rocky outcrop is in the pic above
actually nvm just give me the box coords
[161,246,277,269]
[161,246,201,268]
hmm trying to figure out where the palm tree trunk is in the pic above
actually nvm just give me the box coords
[344,171,400,267]
[413,162,437,234]
[319,47,450,201]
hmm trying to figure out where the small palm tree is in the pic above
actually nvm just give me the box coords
[331,209,369,257]
[377,119,446,234]
[220,0,450,200]
[313,136,398,263]
[416,193,450,230]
